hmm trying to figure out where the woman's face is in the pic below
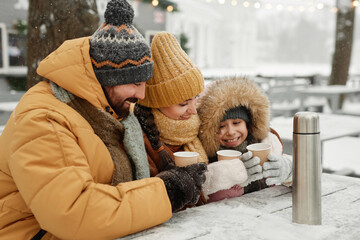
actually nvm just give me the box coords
[159,95,199,120]
[218,118,248,148]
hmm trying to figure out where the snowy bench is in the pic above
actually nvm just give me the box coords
[0,102,17,128]
[268,84,324,118]
[322,136,360,176]
[0,102,18,112]
[270,113,360,156]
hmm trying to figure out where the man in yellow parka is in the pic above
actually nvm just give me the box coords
[0,0,206,239]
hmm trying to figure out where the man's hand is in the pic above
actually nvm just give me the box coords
[157,163,207,212]
[240,151,263,187]
[263,153,292,186]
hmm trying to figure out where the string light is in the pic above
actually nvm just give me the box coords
[317,3,324,10]
[276,4,284,11]
[167,5,174,12]
[152,0,159,7]
[203,0,339,13]
[353,0,359,7]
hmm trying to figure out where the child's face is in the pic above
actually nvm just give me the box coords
[159,95,199,120]
[218,118,248,148]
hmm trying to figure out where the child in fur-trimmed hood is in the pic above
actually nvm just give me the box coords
[198,77,292,202]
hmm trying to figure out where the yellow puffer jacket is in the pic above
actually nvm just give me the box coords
[0,37,172,240]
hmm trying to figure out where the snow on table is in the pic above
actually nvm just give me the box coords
[121,174,360,240]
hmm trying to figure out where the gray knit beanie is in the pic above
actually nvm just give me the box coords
[222,106,250,124]
[90,0,153,86]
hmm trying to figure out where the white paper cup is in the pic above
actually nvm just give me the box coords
[173,151,199,167]
[216,150,242,161]
[246,143,271,166]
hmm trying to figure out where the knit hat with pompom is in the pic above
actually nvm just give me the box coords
[90,0,153,86]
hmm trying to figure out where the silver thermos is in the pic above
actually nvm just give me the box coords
[292,112,322,225]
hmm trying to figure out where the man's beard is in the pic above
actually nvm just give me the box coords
[112,102,130,118]
[102,87,136,119]
[110,97,138,118]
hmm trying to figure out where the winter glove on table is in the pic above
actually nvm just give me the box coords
[202,159,248,198]
[263,153,292,186]
[240,151,263,187]
[157,163,207,212]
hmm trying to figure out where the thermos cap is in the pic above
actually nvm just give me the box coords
[293,112,320,134]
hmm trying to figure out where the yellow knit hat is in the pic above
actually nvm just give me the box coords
[138,32,204,108]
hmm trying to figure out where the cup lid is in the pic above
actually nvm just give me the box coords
[174,151,199,157]
[216,150,242,157]
[246,143,271,151]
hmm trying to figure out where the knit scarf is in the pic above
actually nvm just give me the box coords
[50,82,149,186]
[152,109,208,164]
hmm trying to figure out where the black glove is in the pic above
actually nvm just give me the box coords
[157,163,207,212]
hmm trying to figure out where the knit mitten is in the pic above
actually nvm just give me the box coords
[202,159,248,198]
[157,163,207,212]
[240,151,263,187]
[263,153,292,186]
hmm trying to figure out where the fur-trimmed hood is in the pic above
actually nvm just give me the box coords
[198,77,270,157]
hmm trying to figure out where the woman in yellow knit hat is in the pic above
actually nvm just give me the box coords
[134,32,208,180]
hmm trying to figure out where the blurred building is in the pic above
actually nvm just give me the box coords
[0,0,28,75]
[165,0,257,70]
[1,0,360,77]
[0,0,168,76]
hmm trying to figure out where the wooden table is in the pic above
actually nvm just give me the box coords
[297,85,360,113]
[270,113,360,155]
[121,174,360,240]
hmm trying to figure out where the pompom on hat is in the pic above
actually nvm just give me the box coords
[138,32,204,108]
[90,0,153,86]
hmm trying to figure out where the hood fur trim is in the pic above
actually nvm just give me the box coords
[198,77,270,157]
